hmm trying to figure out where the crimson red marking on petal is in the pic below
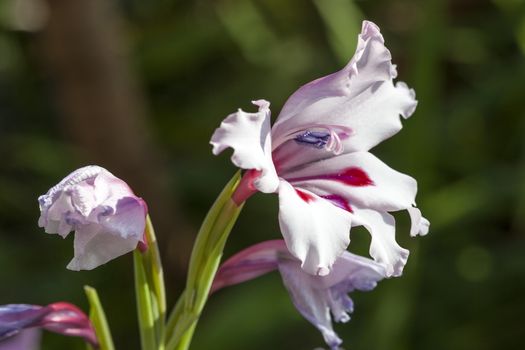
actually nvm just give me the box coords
[322,194,353,213]
[334,167,374,186]
[295,189,315,203]
[287,167,374,187]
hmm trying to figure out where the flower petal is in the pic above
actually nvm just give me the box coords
[283,151,417,212]
[211,240,287,293]
[278,181,352,276]
[351,207,409,277]
[97,197,147,239]
[0,329,41,350]
[210,100,279,193]
[319,251,387,289]
[0,305,46,340]
[324,252,385,324]
[271,21,416,153]
[41,303,97,345]
[67,224,139,271]
[0,303,96,346]
[407,206,430,237]
[278,259,342,349]
[272,139,337,175]
[67,198,145,271]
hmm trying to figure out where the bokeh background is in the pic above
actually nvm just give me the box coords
[1,0,524,349]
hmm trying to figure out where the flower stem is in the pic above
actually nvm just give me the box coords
[165,172,243,350]
[134,250,157,350]
[134,215,167,350]
[173,323,196,350]
[84,286,115,350]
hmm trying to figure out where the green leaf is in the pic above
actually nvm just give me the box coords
[165,171,243,350]
[84,286,115,350]
[134,249,157,350]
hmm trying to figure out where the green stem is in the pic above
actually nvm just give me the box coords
[134,250,157,350]
[134,215,167,350]
[145,215,167,349]
[165,291,186,342]
[84,286,115,350]
[173,323,196,350]
[165,172,243,350]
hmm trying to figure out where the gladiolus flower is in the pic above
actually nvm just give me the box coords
[38,165,147,270]
[210,21,429,277]
[212,240,386,350]
[0,303,97,346]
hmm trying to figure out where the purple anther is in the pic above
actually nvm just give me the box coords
[294,131,331,149]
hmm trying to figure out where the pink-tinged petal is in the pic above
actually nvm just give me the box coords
[88,170,138,213]
[0,329,41,350]
[0,305,45,340]
[407,207,430,237]
[278,181,352,276]
[272,139,335,175]
[0,303,96,347]
[210,100,279,193]
[321,194,354,213]
[42,303,97,346]
[211,240,287,293]
[351,207,409,277]
[319,251,386,289]
[38,165,147,270]
[283,151,417,212]
[213,240,386,350]
[68,198,146,270]
[278,259,342,349]
[271,21,416,153]
[278,251,385,350]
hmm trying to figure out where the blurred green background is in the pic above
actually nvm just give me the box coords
[0,0,524,349]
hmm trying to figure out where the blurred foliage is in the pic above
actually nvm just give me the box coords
[1,0,524,349]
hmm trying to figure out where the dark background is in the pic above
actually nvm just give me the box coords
[0,0,524,349]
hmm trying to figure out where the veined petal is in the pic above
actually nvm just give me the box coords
[283,151,417,212]
[271,21,416,153]
[351,207,409,277]
[278,181,352,276]
[210,100,279,193]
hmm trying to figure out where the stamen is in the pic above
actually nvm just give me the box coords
[292,127,347,155]
[294,131,331,149]
[326,129,343,155]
